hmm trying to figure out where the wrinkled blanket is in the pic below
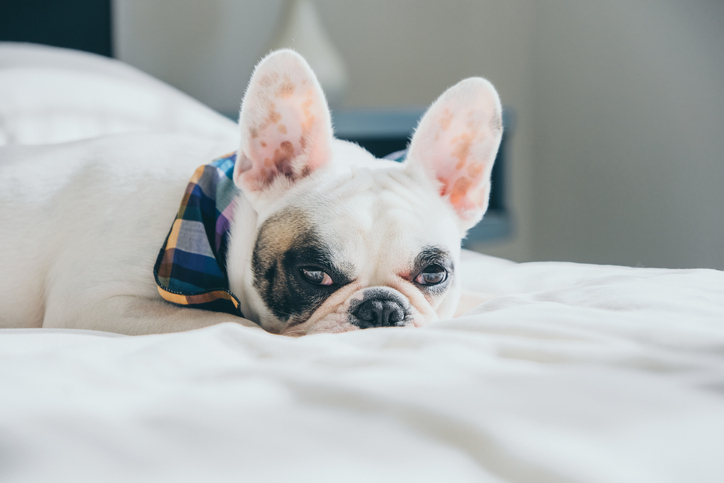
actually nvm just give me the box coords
[2,250,724,482]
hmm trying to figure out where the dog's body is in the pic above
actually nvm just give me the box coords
[0,50,502,336]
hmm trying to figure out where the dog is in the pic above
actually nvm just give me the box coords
[0,50,502,336]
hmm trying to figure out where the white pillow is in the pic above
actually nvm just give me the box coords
[0,43,237,146]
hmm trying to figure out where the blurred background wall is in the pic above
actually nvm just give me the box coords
[113,0,724,270]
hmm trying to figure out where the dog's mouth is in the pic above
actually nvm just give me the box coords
[278,287,425,337]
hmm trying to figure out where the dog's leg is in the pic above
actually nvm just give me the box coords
[43,296,263,335]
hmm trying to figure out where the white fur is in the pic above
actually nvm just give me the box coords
[0,50,502,336]
[0,133,259,333]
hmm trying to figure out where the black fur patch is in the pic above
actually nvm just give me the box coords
[411,246,454,297]
[413,246,454,274]
[252,209,353,325]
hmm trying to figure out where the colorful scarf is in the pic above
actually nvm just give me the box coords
[154,152,243,317]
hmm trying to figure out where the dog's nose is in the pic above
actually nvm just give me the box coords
[353,299,406,328]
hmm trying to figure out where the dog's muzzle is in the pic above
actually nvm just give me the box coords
[349,289,411,329]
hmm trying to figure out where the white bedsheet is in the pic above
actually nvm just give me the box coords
[1,44,723,482]
[3,251,724,483]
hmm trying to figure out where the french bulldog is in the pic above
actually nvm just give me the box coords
[0,49,502,336]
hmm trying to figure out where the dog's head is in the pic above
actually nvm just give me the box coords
[226,50,502,336]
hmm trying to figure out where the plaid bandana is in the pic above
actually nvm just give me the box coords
[154,152,243,317]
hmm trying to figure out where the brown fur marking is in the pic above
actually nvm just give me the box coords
[450,176,473,206]
[452,132,474,164]
[259,72,279,88]
[439,108,453,131]
[276,77,295,98]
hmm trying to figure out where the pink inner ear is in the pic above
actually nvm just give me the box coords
[408,78,502,226]
[242,82,316,190]
[420,107,498,224]
[237,52,332,192]
[433,114,491,215]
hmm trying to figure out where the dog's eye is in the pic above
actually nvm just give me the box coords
[415,265,447,286]
[300,268,334,286]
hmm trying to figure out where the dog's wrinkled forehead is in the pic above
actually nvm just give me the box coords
[302,159,461,252]
[255,161,462,270]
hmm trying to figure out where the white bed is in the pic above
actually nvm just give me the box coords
[2,44,724,483]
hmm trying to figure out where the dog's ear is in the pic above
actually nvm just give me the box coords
[406,78,503,231]
[234,49,333,195]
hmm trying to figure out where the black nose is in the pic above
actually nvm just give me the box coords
[353,298,406,329]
